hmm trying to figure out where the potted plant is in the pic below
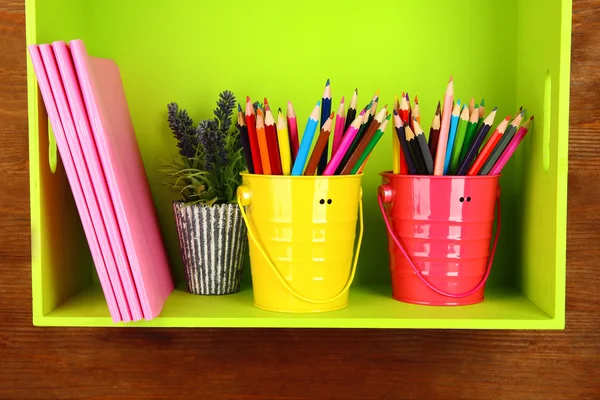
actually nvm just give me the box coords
[162,90,248,295]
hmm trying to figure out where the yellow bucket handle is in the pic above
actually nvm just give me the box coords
[237,192,363,304]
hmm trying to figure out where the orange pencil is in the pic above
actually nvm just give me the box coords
[255,108,272,175]
[304,113,334,176]
[467,115,511,175]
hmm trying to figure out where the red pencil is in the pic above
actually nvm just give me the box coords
[400,93,409,125]
[467,116,511,175]
[245,96,263,174]
[264,98,282,175]
[287,101,300,162]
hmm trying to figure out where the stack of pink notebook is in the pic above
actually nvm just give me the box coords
[28,40,174,323]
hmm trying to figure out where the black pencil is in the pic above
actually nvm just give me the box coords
[393,110,417,174]
[344,88,358,134]
[412,117,434,174]
[237,103,254,174]
[406,125,427,174]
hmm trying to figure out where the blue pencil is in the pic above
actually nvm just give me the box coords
[317,79,332,174]
[443,100,461,174]
[291,101,321,175]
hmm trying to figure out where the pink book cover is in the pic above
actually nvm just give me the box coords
[69,39,174,320]
[52,41,144,321]
[28,44,123,323]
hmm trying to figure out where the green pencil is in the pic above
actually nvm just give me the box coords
[449,105,471,173]
[351,114,390,174]
[459,105,479,165]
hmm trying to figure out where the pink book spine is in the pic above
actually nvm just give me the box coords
[38,43,133,322]
[52,41,144,321]
[28,44,122,323]
[69,39,173,320]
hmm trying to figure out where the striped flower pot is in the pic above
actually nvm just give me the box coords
[173,201,248,295]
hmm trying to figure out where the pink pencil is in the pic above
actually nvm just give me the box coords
[331,96,346,156]
[323,110,366,175]
[488,116,533,175]
[433,76,454,175]
[287,101,300,162]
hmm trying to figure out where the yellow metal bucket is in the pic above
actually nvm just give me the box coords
[237,173,364,313]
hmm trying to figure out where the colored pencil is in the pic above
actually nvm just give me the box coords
[489,116,533,175]
[264,99,282,175]
[476,98,485,131]
[392,95,401,174]
[323,110,366,175]
[399,92,409,124]
[468,97,475,116]
[318,79,332,174]
[413,95,420,125]
[335,101,372,174]
[443,100,462,174]
[412,117,434,174]
[406,92,412,123]
[433,76,454,175]
[305,112,334,176]
[276,108,292,175]
[291,101,320,175]
[237,104,254,174]
[245,97,263,174]
[455,107,497,175]
[332,96,346,156]
[287,101,300,163]
[394,110,417,175]
[467,115,510,175]
[340,106,387,174]
[449,104,471,174]
[428,101,441,159]
[478,111,525,175]
[406,125,427,174]
[344,89,358,133]
[370,88,380,116]
[255,108,272,175]
[459,104,479,163]
[352,114,391,174]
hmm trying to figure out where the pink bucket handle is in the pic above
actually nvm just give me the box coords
[377,186,501,299]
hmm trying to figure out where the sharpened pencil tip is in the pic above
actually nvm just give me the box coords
[415,95,419,104]
[393,109,398,116]
[278,107,282,113]
[326,78,330,86]
[375,88,380,96]
[316,101,321,106]
[481,98,486,106]
[355,88,358,94]
[238,103,242,112]
[505,115,511,120]
[246,96,251,103]
[492,106,497,111]
[437,101,441,108]
[264,97,269,105]
[341,96,345,102]
[449,75,453,82]
[530,115,534,120]
[406,92,409,100]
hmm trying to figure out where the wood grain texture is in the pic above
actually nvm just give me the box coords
[1,1,599,399]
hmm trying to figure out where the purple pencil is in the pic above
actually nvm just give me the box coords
[489,116,533,175]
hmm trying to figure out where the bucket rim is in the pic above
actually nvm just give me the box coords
[240,171,364,180]
[379,170,501,180]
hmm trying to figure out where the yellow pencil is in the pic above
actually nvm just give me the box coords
[276,108,292,175]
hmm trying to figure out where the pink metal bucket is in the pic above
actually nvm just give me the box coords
[378,172,501,306]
